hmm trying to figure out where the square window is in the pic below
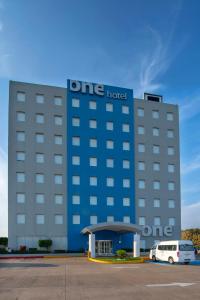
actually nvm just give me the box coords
[139,217,146,226]
[106,140,114,149]
[123,197,130,206]
[17,112,25,122]
[72,195,80,205]
[123,216,130,223]
[17,131,25,142]
[138,126,145,135]
[54,174,63,185]
[153,181,160,190]
[107,197,114,206]
[17,193,25,204]
[168,200,175,208]
[154,217,160,226]
[36,214,45,225]
[123,141,130,151]
[167,129,174,138]
[89,119,97,129]
[72,156,80,165]
[90,176,97,186]
[72,175,80,185]
[54,154,63,164]
[138,198,145,207]
[36,94,44,104]
[72,136,80,146]
[89,100,96,110]
[36,133,44,143]
[123,178,130,188]
[167,112,174,121]
[72,98,79,108]
[153,162,160,171]
[154,199,160,208]
[90,196,97,205]
[17,214,25,224]
[55,215,63,225]
[89,157,97,167]
[36,153,44,163]
[138,161,145,171]
[168,147,175,155]
[90,215,97,225]
[107,216,114,222]
[107,177,114,187]
[137,108,144,117]
[138,180,145,189]
[106,121,114,131]
[168,164,175,173]
[36,173,44,184]
[36,113,44,124]
[106,103,113,112]
[55,135,63,145]
[106,158,114,168]
[54,97,62,106]
[36,194,45,204]
[153,127,159,136]
[153,145,160,154]
[16,151,25,161]
[72,117,80,127]
[73,215,80,224]
[55,194,63,205]
[122,105,129,114]
[122,123,130,133]
[17,92,25,102]
[168,182,175,191]
[152,110,159,119]
[17,172,25,183]
[168,217,175,226]
[54,115,63,126]
[138,144,145,153]
[123,160,130,169]
[89,138,97,148]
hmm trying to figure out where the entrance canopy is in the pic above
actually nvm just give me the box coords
[81,221,142,234]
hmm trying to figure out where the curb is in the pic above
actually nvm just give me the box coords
[88,257,145,264]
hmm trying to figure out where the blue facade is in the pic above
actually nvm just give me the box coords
[67,80,134,251]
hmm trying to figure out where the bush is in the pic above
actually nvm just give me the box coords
[28,248,37,253]
[38,239,52,251]
[54,250,66,253]
[0,237,8,247]
[116,249,127,258]
[19,245,26,252]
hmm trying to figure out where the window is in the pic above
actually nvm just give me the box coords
[106,158,114,168]
[17,131,25,142]
[16,151,25,161]
[137,107,144,117]
[17,112,25,122]
[17,92,25,102]
[54,174,63,185]
[168,200,175,208]
[154,217,161,226]
[36,214,45,225]
[153,162,160,171]
[72,117,80,127]
[36,113,44,124]
[72,175,80,185]
[123,216,130,223]
[106,140,114,149]
[72,156,80,165]
[152,110,159,119]
[168,147,175,155]
[36,133,44,143]
[73,215,80,224]
[106,103,113,112]
[90,215,97,225]
[139,217,145,226]
[17,193,25,204]
[138,126,145,135]
[123,160,130,169]
[89,138,97,148]
[107,216,114,222]
[153,181,160,190]
[89,100,96,110]
[167,112,174,121]
[72,98,79,108]
[54,115,63,126]
[89,157,97,167]
[122,123,130,133]
[107,197,114,206]
[167,129,174,138]
[36,153,44,164]
[36,94,44,104]
[153,145,160,154]
[138,161,145,171]
[72,195,80,205]
[17,172,25,183]
[153,127,159,136]
[55,135,63,145]
[107,177,114,187]
[55,194,63,205]
[54,97,62,106]
[122,105,129,114]
[90,196,97,205]
[106,121,114,131]
[138,144,145,153]
[138,180,145,189]
[123,141,130,151]
[36,173,44,184]
[168,217,175,226]
[90,176,97,186]
[89,119,97,129]
[72,136,80,146]
[123,197,130,206]
[123,178,130,188]
[168,164,175,173]
[140,240,146,250]
[168,182,175,191]
[138,198,145,207]
[54,154,63,164]
[17,214,25,224]
[36,194,44,204]
[55,215,63,225]
[154,199,160,208]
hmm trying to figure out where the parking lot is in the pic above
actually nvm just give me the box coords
[0,257,200,300]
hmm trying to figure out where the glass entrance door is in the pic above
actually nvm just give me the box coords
[96,240,113,256]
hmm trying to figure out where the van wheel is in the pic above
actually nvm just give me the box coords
[152,255,157,262]
[168,257,174,264]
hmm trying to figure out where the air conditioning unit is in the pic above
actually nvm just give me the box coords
[144,93,163,103]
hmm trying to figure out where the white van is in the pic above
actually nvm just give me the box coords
[149,240,195,264]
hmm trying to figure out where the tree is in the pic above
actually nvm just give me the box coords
[38,239,52,251]
[0,237,8,247]
[181,229,200,248]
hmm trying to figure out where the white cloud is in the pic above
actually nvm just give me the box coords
[180,94,200,121]
[182,202,200,229]
[181,154,200,175]
[0,147,8,236]
[0,21,3,32]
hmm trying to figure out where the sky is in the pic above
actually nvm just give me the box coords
[0,0,200,236]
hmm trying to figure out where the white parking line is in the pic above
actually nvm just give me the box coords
[146,282,196,288]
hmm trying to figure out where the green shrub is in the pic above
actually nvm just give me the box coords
[116,249,127,258]
[38,239,52,251]
[0,237,8,247]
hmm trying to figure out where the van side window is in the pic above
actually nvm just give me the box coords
[158,245,177,251]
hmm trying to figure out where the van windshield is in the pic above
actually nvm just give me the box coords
[179,244,194,251]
